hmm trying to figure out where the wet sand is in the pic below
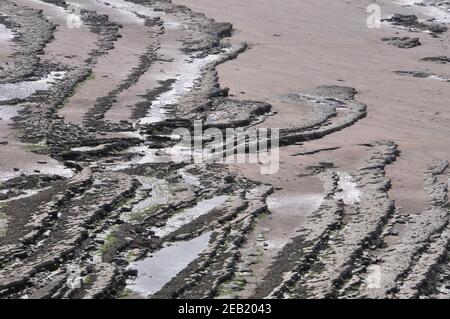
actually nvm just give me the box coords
[174,0,450,214]
[1,0,450,299]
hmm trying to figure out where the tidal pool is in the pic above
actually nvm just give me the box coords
[0,71,66,102]
[126,231,212,297]
[0,23,14,42]
[151,195,229,238]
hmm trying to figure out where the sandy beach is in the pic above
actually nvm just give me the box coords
[0,0,450,299]
[174,0,450,213]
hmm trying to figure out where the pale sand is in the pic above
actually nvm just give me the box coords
[174,0,450,215]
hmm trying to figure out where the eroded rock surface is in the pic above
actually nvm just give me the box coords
[0,0,449,300]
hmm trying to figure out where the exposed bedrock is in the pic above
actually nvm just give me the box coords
[0,0,55,83]
[1,0,449,300]
[422,56,450,64]
[251,141,399,298]
[381,36,422,49]
[382,14,448,35]
[277,86,367,146]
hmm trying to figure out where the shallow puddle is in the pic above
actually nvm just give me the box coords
[109,141,200,171]
[0,214,7,238]
[264,191,324,249]
[0,160,74,182]
[267,192,324,217]
[139,53,223,125]
[0,104,18,121]
[151,195,229,238]
[126,231,212,297]
[70,144,108,152]
[0,188,44,203]
[0,23,14,42]
[0,71,72,181]
[0,71,66,102]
